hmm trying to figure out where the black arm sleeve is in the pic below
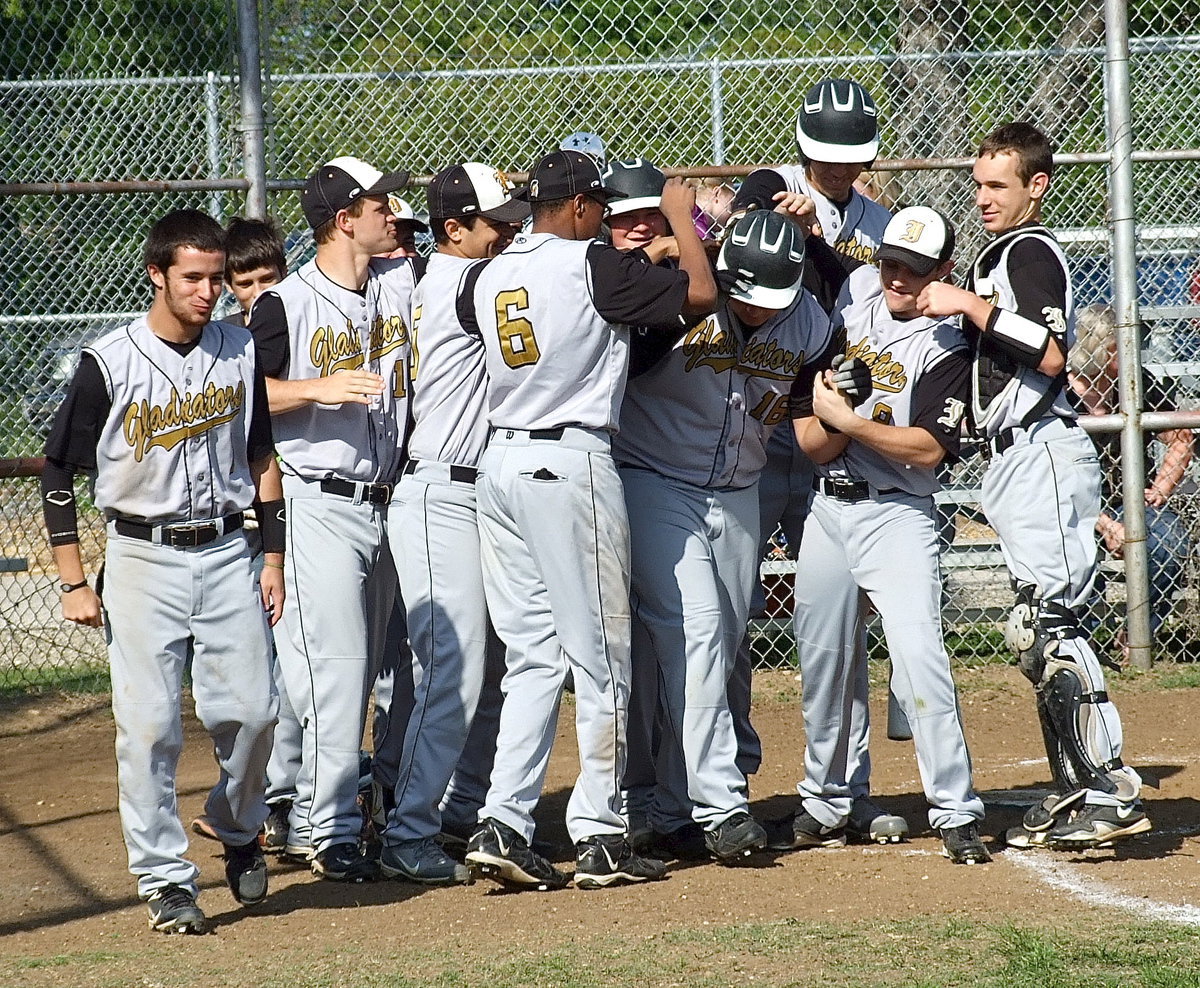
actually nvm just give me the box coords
[43,353,110,470]
[41,458,81,546]
[912,348,971,460]
[246,362,275,464]
[586,242,690,329]
[730,169,788,213]
[789,324,846,419]
[981,237,1067,368]
[247,291,291,379]
[803,235,855,314]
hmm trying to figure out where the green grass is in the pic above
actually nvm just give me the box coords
[0,663,109,699]
[10,918,1200,988]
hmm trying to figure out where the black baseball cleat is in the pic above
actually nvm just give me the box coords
[260,800,292,855]
[465,818,568,891]
[1045,802,1152,850]
[146,885,207,934]
[765,808,847,851]
[940,821,992,864]
[311,841,381,883]
[649,822,710,862]
[704,812,768,863]
[224,839,269,905]
[574,835,668,889]
[846,796,909,845]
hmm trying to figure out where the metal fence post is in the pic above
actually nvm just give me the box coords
[1103,0,1152,669]
[709,60,726,167]
[236,0,268,220]
[204,71,224,221]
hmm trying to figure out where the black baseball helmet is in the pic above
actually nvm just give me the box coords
[795,78,880,165]
[717,210,806,309]
[601,158,666,217]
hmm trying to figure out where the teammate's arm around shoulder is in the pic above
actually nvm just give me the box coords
[660,178,718,316]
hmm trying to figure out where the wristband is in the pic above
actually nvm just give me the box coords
[60,579,88,593]
[263,561,284,570]
[254,499,286,555]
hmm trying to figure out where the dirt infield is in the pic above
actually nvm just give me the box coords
[3,666,1200,986]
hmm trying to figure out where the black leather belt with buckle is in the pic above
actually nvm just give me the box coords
[113,512,244,548]
[320,478,394,504]
[813,478,901,502]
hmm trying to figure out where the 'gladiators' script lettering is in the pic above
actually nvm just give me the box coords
[845,337,908,393]
[123,382,246,461]
[681,318,738,373]
[368,314,408,362]
[836,236,877,264]
[310,320,365,377]
[739,338,806,382]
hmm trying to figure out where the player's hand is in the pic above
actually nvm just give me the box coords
[259,561,285,627]
[830,353,873,407]
[62,586,103,628]
[1145,484,1169,508]
[917,281,973,318]
[771,191,822,238]
[1099,515,1125,556]
[812,371,856,432]
[643,236,680,263]
[659,177,697,226]
[313,369,385,406]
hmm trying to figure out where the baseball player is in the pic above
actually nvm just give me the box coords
[248,155,415,882]
[190,216,300,856]
[778,206,989,864]
[618,209,839,864]
[917,122,1149,849]
[458,149,716,890]
[42,209,282,932]
[377,162,528,885]
[728,79,904,844]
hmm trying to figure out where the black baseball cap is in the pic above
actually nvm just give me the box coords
[301,155,410,230]
[427,162,530,223]
[526,150,628,203]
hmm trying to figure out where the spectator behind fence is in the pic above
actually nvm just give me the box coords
[1067,303,1195,659]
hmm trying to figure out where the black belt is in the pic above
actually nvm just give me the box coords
[812,477,901,503]
[988,417,1077,457]
[114,512,243,548]
[320,478,394,504]
[402,460,478,483]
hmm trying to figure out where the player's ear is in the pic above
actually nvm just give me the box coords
[335,207,355,236]
[147,264,166,291]
[935,259,954,283]
[1028,171,1050,202]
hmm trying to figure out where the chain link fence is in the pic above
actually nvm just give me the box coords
[2,1,1199,688]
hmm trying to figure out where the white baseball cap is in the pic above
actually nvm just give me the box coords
[301,155,409,230]
[426,162,530,223]
[386,195,430,232]
[874,206,956,276]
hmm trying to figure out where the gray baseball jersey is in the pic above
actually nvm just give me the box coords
[616,291,832,487]
[818,265,969,495]
[259,256,414,482]
[87,318,258,520]
[791,270,982,832]
[406,253,490,467]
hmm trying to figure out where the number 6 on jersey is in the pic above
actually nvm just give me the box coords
[495,288,541,368]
